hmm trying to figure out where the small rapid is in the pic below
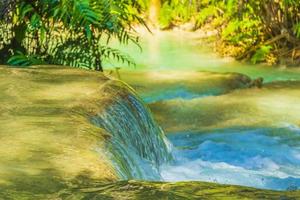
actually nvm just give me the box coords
[92,84,172,180]
[160,126,300,191]
[91,79,300,191]
[101,30,300,191]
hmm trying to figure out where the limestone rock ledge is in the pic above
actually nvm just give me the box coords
[0,65,129,194]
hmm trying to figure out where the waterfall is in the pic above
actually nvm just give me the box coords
[92,81,172,180]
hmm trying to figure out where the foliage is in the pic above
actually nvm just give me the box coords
[156,0,300,64]
[0,0,146,71]
[195,5,218,28]
[7,51,45,66]
[158,0,199,29]
[251,45,272,64]
[217,0,300,64]
[293,23,300,39]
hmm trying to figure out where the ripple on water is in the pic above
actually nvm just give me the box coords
[160,126,300,191]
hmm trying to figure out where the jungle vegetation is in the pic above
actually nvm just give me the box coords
[1,0,300,69]
[154,0,300,65]
[0,0,146,71]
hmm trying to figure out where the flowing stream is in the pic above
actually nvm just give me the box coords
[161,126,300,191]
[92,88,172,180]
[104,30,300,191]
[106,30,300,82]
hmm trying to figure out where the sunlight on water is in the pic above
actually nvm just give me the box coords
[107,30,300,82]
[142,87,208,103]
[92,92,172,180]
[161,126,300,190]
[107,31,300,190]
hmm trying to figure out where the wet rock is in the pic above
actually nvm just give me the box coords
[249,77,264,88]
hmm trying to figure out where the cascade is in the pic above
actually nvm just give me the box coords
[92,84,172,180]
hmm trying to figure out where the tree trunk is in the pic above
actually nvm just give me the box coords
[95,55,103,72]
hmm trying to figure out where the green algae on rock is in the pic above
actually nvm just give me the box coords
[0,65,170,196]
[0,65,117,191]
[149,80,300,133]
[2,180,300,200]
[109,70,252,103]
[2,65,300,199]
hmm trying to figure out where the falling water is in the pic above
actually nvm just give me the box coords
[92,84,172,180]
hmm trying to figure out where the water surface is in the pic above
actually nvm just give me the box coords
[161,126,300,191]
[108,30,300,191]
[107,30,300,82]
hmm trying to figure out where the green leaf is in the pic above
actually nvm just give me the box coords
[293,23,300,39]
[8,52,45,66]
[85,25,92,41]
[20,4,34,18]
[251,45,272,64]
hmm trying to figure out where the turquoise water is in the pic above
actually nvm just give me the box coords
[142,87,209,103]
[107,30,300,82]
[161,126,300,191]
[107,30,300,191]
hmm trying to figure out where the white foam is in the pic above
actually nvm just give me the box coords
[161,128,300,190]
